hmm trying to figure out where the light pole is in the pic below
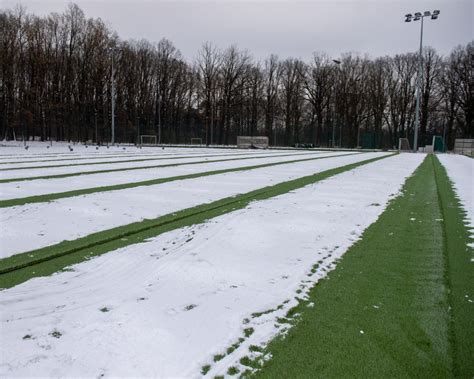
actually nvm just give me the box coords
[405,10,440,152]
[94,108,98,144]
[331,109,336,148]
[136,115,140,145]
[210,95,214,146]
[157,81,162,145]
[273,117,277,147]
[332,59,341,148]
[357,124,361,149]
[442,122,447,152]
[109,48,116,145]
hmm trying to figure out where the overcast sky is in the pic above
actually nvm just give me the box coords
[2,0,473,62]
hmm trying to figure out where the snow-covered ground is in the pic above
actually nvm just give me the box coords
[0,151,277,169]
[1,151,312,181]
[0,153,424,377]
[0,146,263,159]
[438,154,474,248]
[0,152,384,258]
[0,151,335,201]
[0,141,244,157]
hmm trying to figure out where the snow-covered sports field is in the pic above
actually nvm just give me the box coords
[0,143,472,377]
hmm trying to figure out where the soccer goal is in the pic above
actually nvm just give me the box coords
[398,138,411,152]
[190,138,203,146]
[140,135,157,146]
[432,136,445,152]
[237,136,269,149]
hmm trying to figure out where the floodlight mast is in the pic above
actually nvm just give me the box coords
[405,10,440,152]
[332,59,341,148]
[109,47,116,145]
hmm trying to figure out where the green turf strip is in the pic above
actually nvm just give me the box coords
[432,155,474,377]
[0,150,258,164]
[0,152,359,208]
[250,155,473,378]
[0,152,180,165]
[0,151,119,159]
[0,151,323,183]
[0,151,297,170]
[0,153,394,289]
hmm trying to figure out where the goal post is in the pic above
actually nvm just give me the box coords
[237,136,269,149]
[398,138,411,152]
[432,135,445,152]
[190,138,203,146]
[140,135,157,146]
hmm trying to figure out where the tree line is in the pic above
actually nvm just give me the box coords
[1,4,472,148]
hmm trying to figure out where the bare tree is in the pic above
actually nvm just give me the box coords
[196,42,221,144]
[302,52,333,146]
[262,54,281,145]
[0,4,471,148]
[219,45,251,144]
[281,58,305,145]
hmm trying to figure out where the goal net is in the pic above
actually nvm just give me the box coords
[190,138,203,146]
[237,136,269,149]
[140,135,157,146]
[398,138,411,152]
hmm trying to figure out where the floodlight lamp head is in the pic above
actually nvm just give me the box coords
[431,15,438,20]
[414,16,421,21]
[424,11,431,16]
[433,10,440,15]
[414,12,422,17]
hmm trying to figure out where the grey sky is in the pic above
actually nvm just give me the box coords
[2,0,473,62]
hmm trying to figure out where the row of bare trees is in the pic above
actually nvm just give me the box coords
[1,4,472,148]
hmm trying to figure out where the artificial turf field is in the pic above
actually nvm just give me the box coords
[0,148,472,377]
[0,153,389,287]
[247,155,473,378]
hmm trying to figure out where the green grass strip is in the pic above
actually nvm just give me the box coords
[252,155,472,378]
[432,155,474,377]
[0,153,359,208]
[0,151,121,159]
[0,152,322,183]
[0,150,250,164]
[0,153,394,289]
[0,151,297,170]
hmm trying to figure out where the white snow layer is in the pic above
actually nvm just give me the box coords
[0,151,331,201]
[0,142,249,157]
[0,153,424,377]
[0,150,273,169]
[437,154,474,248]
[0,152,382,258]
[0,151,306,180]
[0,143,243,162]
